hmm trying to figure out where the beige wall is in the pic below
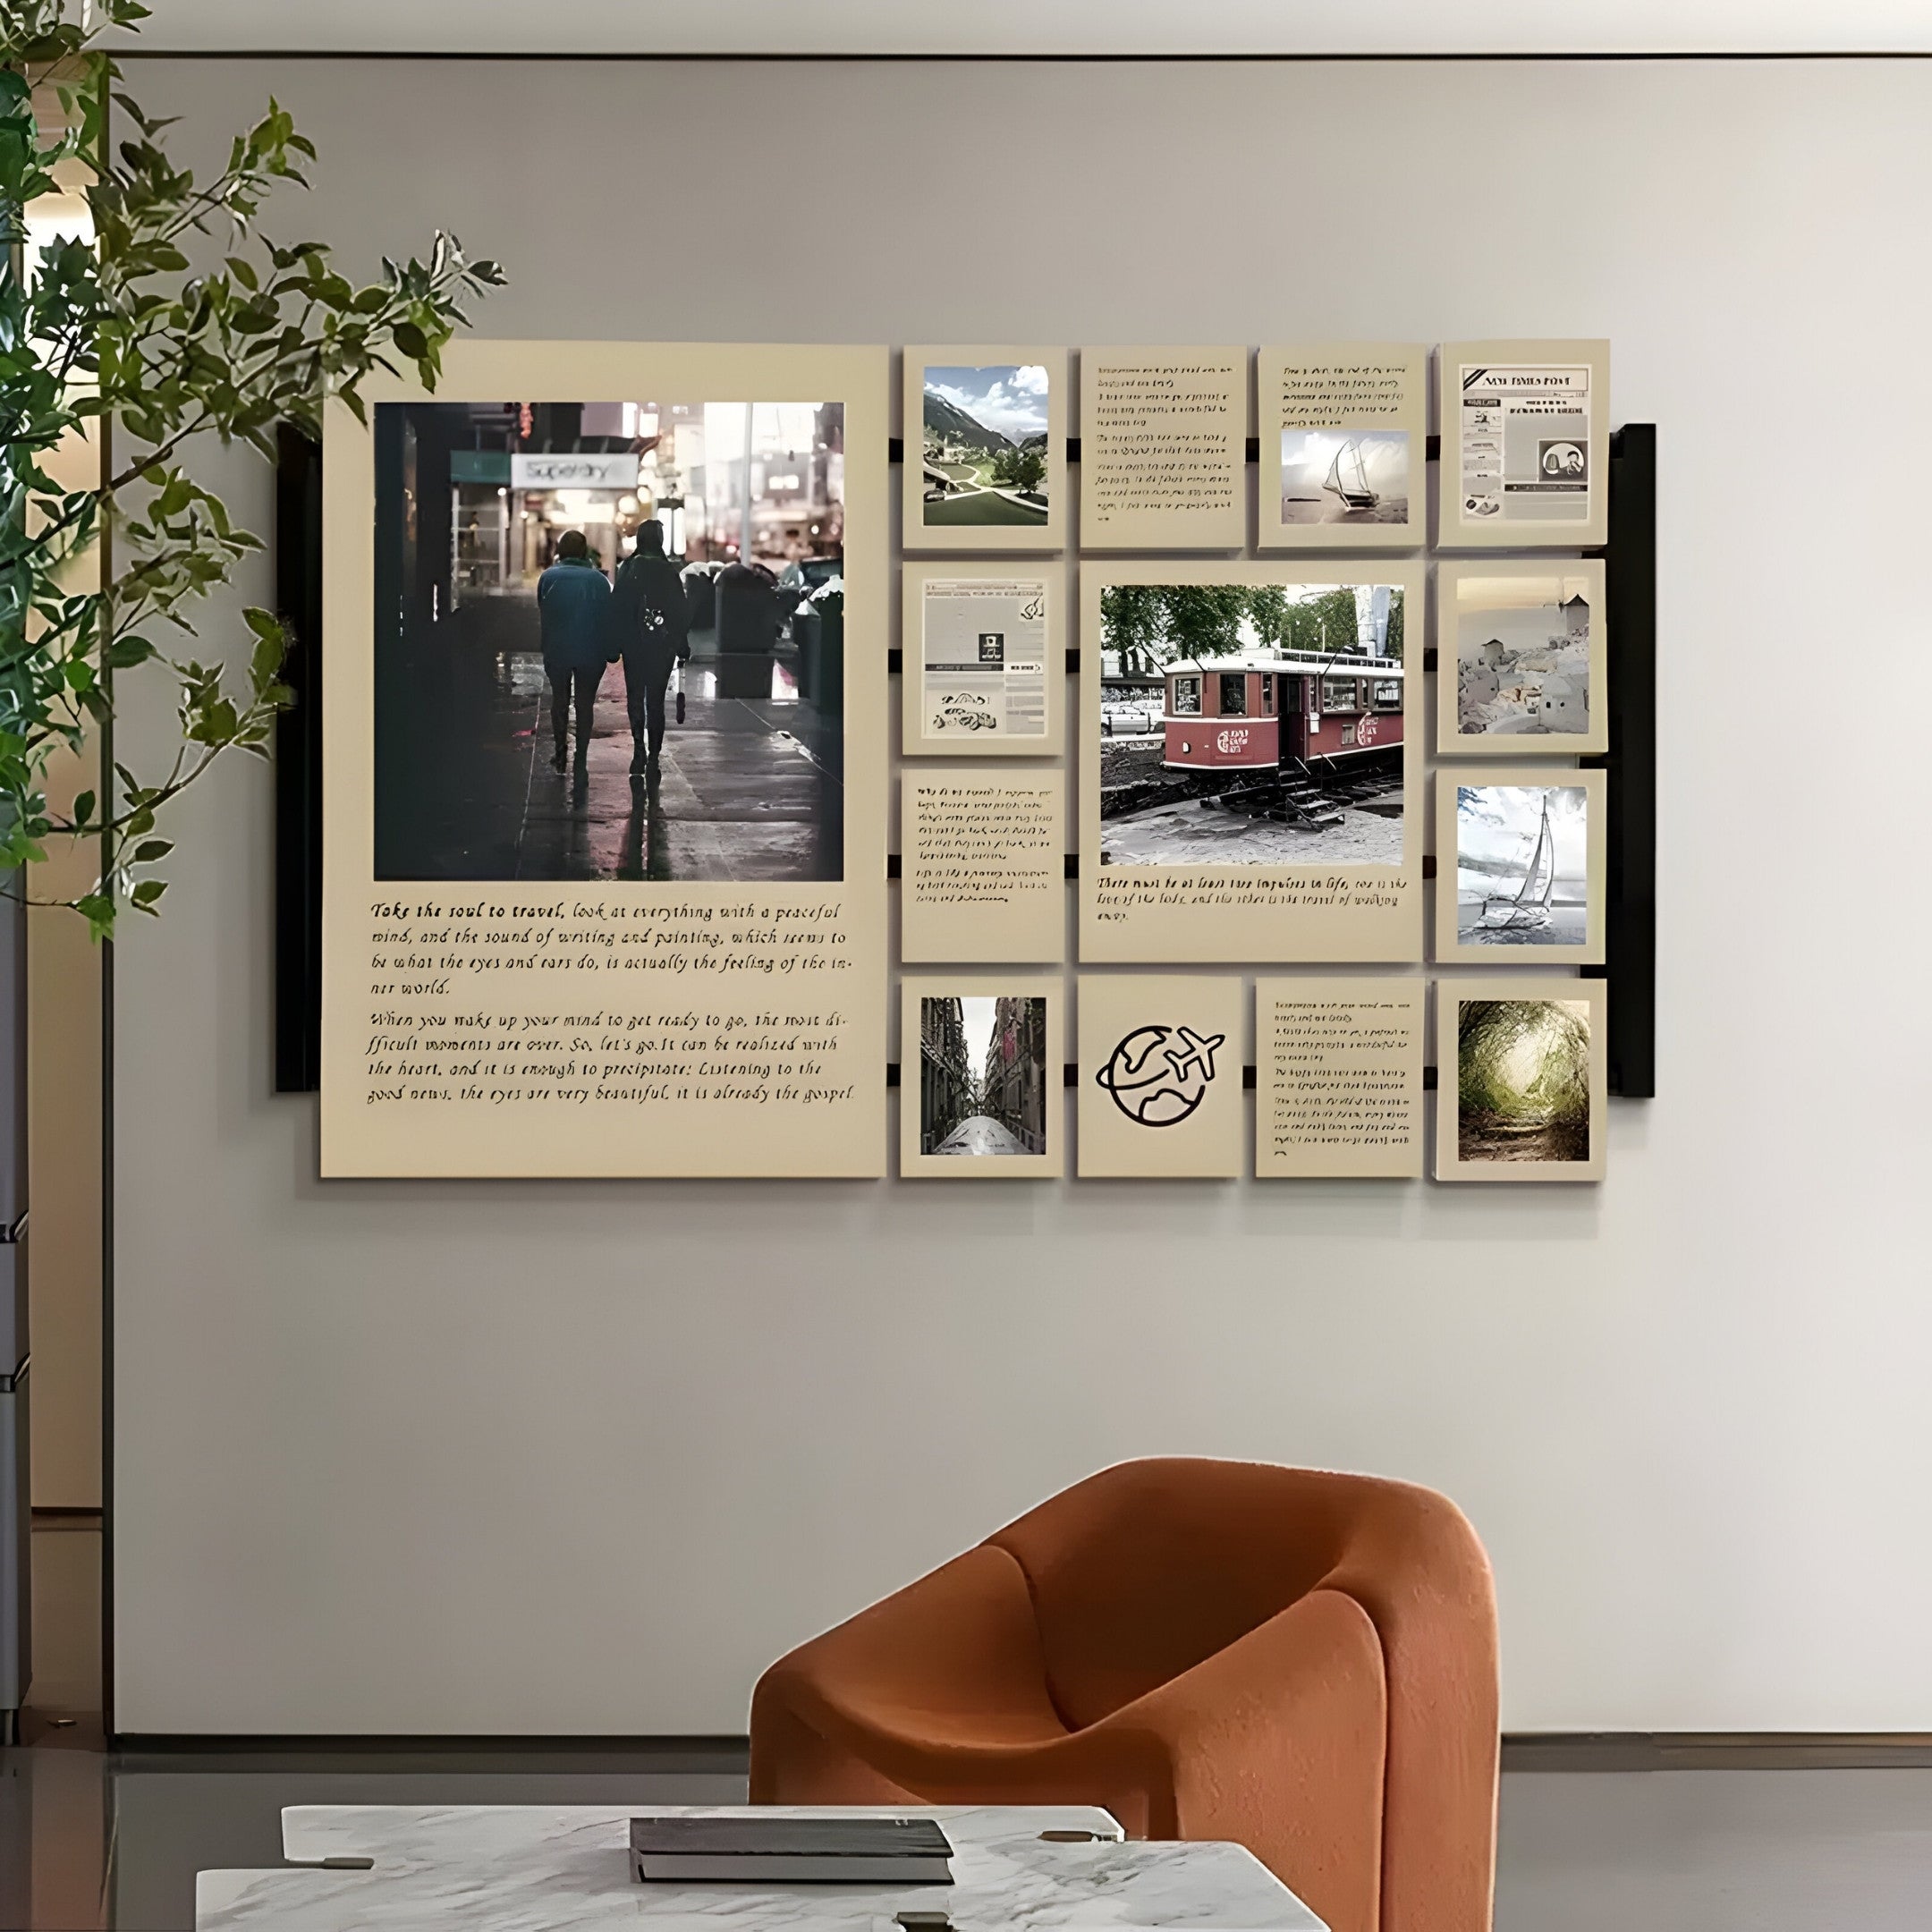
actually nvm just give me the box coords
[110,55,1932,1734]
[27,798,102,1510]
[27,170,104,1509]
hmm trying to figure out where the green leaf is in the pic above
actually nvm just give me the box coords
[104,636,157,670]
[76,894,115,944]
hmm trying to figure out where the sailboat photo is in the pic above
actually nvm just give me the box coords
[1445,778,1597,959]
[1326,436,1380,512]
[1475,789,1555,933]
[1278,428,1410,526]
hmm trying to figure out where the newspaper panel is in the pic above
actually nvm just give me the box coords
[918,577,1050,743]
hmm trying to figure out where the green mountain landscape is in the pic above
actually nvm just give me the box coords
[923,388,1014,455]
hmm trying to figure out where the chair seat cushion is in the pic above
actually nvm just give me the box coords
[769,1543,1070,1754]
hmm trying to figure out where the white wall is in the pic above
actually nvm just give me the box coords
[108,0,1932,56]
[112,56,1932,1736]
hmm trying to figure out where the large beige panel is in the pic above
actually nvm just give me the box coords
[318,341,891,1178]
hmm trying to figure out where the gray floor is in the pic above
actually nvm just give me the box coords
[5,1750,1932,1930]
[11,1526,1932,1929]
[1496,1767,1932,1930]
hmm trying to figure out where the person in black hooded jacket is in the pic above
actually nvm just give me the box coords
[608,518,691,776]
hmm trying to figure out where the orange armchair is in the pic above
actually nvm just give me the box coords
[750,1458,1498,1932]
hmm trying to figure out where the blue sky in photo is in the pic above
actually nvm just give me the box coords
[925,363,1051,440]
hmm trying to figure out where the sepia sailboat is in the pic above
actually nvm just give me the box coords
[1478,791,1556,932]
[1326,437,1379,512]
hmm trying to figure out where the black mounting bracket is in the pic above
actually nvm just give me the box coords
[1602,425,1657,1099]
[271,419,1658,1107]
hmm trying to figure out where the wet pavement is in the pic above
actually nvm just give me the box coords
[933,1114,1030,1156]
[377,631,843,883]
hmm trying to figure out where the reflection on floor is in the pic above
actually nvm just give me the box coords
[932,1115,1029,1157]
[5,1517,107,1930]
[376,638,843,884]
[22,1518,101,1725]
[518,660,843,885]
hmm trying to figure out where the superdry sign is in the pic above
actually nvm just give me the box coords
[510,453,641,489]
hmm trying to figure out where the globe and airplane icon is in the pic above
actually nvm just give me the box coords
[1094,1022,1227,1127]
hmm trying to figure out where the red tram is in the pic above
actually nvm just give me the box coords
[1160,650,1405,775]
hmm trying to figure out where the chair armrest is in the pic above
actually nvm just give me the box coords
[1324,1484,1498,1932]
[1099,1588,1387,1932]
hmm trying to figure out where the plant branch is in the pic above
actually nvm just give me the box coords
[1,4,503,937]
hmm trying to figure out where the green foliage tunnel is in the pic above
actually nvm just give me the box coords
[1457,999,1590,1124]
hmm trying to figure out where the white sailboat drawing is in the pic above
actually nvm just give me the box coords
[1326,437,1379,512]
[1477,790,1556,932]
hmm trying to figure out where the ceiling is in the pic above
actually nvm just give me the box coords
[110,0,1932,57]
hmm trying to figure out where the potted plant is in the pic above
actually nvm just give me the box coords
[2,0,502,938]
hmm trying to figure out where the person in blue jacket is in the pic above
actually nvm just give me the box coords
[536,529,612,773]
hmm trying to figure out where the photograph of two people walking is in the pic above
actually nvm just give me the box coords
[535,521,687,781]
[372,397,847,885]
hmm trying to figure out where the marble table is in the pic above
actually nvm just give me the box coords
[196,1802,1328,1931]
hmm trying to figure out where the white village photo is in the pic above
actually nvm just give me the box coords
[1452,569,1597,743]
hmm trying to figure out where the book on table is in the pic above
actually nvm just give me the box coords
[629,1815,955,1885]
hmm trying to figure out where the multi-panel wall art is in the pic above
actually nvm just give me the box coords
[316,339,1631,1183]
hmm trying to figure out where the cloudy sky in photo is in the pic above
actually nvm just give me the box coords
[1457,785,1588,875]
[1281,428,1407,486]
[1455,574,1591,656]
[1458,603,1582,655]
[960,997,999,1077]
[926,364,1051,440]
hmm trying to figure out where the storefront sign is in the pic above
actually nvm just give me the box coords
[510,452,640,489]
[449,448,511,484]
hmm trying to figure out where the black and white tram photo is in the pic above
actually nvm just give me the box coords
[1097,580,1409,866]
